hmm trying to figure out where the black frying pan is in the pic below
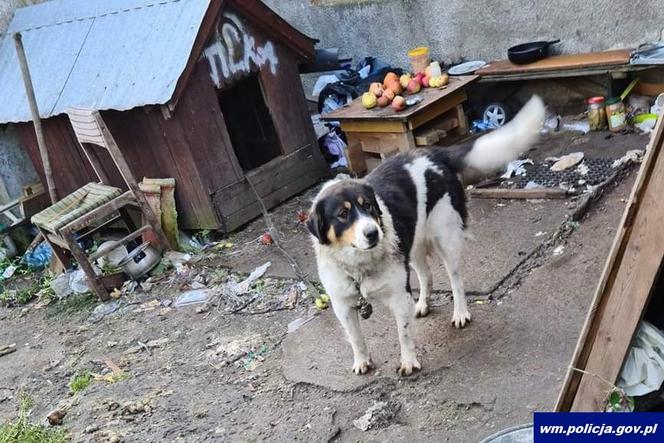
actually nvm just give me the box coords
[508,39,560,64]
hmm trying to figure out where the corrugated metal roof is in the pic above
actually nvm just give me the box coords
[0,0,210,124]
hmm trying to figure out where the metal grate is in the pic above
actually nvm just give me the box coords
[510,158,615,189]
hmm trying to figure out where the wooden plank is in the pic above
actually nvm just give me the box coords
[215,144,320,203]
[340,120,407,133]
[476,49,632,76]
[555,104,664,412]
[168,0,225,109]
[352,131,417,154]
[407,89,466,130]
[89,225,152,261]
[345,134,367,175]
[59,191,135,234]
[223,171,319,232]
[415,128,443,146]
[636,82,664,96]
[469,188,568,199]
[570,120,664,411]
[321,76,478,122]
[218,147,323,231]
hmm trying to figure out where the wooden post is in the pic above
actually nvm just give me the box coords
[13,32,57,204]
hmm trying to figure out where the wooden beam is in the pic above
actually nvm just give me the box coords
[168,0,225,110]
[468,188,568,199]
[13,32,57,204]
[408,89,466,131]
[340,120,408,133]
[555,102,664,412]
[89,225,152,261]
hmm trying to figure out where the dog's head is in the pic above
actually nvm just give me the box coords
[307,180,383,250]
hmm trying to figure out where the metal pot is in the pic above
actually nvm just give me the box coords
[508,39,560,64]
[117,242,161,279]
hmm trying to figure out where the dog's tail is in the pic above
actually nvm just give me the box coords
[459,95,545,181]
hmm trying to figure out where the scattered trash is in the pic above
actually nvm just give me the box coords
[287,315,317,333]
[52,269,92,299]
[524,181,544,189]
[320,130,349,169]
[612,149,645,168]
[635,118,657,134]
[243,344,268,371]
[280,284,300,309]
[617,321,664,396]
[552,245,565,256]
[89,300,121,323]
[471,119,499,133]
[0,343,16,358]
[231,262,271,295]
[561,121,590,134]
[2,265,17,279]
[575,163,589,176]
[353,401,401,431]
[501,159,533,179]
[174,289,212,308]
[21,241,52,270]
[541,114,561,133]
[551,152,584,172]
[534,231,547,237]
[124,337,169,355]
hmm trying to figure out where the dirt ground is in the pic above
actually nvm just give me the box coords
[0,130,649,442]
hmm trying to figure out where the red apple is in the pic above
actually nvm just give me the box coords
[391,96,406,111]
[407,78,421,94]
[422,76,430,88]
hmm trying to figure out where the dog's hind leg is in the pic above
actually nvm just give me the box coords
[433,227,471,328]
[331,297,373,374]
[429,197,471,329]
[411,250,432,318]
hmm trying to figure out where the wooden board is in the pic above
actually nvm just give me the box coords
[477,50,632,76]
[321,75,477,122]
[213,143,324,232]
[555,103,664,412]
[468,188,568,199]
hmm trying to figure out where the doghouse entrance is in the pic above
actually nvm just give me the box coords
[219,75,281,171]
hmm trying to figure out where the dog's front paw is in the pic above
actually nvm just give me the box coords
[451,309,471,329]
[352,358,374,375]
[396,359,421,377]
[414,300,429,318]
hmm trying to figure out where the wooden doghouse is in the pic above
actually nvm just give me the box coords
[0,0,326,232]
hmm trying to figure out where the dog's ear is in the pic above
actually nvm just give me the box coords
[364,184,382,217]
[306,202,329,244]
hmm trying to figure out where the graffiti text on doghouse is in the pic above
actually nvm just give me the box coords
[203,12,279,87]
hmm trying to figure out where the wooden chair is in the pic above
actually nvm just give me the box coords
[31,107,171,300]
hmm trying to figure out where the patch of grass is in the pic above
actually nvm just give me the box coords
[45,292,96,318]
[0,392,67,443]
[69,371,92,394]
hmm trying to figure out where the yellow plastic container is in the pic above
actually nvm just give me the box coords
[408,46,430,74]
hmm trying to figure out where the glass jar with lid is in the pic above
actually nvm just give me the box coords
[586,96,607,131]
[605,97,627,132]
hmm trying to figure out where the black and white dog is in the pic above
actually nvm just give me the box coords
[307,96,545,376]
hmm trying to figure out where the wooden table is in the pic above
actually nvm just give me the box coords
[321,75,478,174]
[474,49,650,82]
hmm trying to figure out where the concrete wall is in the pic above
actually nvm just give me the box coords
[265,0,664,70]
